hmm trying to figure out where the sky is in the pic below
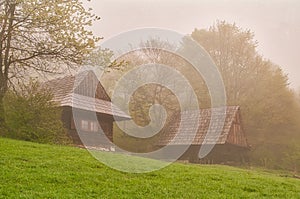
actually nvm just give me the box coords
[84,0,300,89]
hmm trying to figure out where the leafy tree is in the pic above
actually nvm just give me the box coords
[3,79,70,144]
[85,47,127,70]
[100,22,300,168]
[101,38,185,152]
[103,39,180,126]
[284,142,300,174]
[191,21,300,169]
[0,0,100,123]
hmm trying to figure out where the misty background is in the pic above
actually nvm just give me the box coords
[84,0,300,89]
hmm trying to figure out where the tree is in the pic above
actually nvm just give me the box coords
[85,47,127,70]
[108,39,180,152]
[0,0,100,123]
[3,80,70,144]
[191,21,300,169]
[191,21,260,105]
[285,142,300,174]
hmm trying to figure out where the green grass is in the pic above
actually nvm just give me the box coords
[0,138,300,198]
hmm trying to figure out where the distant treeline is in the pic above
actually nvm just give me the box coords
[102,21,300,173]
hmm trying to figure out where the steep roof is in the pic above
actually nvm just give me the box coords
[43,71,111,102]
[43,70,131,120]
[158,106,248,147]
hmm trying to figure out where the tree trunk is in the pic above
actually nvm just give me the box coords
[0,90,6,129]
[0,2,15,128]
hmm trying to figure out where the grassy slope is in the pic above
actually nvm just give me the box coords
[0,138,299,198]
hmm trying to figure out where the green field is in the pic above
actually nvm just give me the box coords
[0,138,299,198]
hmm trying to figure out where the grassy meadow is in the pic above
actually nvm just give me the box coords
[0,138,299,198]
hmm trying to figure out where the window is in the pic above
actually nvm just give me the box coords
[80,120,99,132]
[90,121,99,132]
[81,120,89,131]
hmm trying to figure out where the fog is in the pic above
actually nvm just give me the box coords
[85,0,300,89]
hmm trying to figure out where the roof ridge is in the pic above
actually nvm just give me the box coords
[175,106,240,115]
[43,70,93,84]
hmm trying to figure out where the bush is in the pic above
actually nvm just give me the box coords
[3,80,71,145]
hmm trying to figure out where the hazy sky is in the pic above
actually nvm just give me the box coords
[84,0,300,89]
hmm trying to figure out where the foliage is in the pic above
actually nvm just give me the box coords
[105,21,300,170]
[1,137,300,198]
[191,21,300,170]
[85,47,127,70]
[3,80,70,144]
[103,39,184,152]
[98,21,300,171]
[284,142,300,173]
[0,0,100,123]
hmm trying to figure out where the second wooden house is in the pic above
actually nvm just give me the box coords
[157,106,249,164]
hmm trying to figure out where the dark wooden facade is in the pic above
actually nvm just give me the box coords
[158,106,249,164]
[176,144,249,165]
[44,70,130,150]
[61,107,114,147]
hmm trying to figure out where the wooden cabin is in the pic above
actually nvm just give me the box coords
[157,106,249,164]
[43,70,130,150]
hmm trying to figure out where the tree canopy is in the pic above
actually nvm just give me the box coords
[0,0,100,123]
[104,21,300,170]
[191,21,300,169]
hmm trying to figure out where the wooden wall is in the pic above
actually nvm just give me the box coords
[61,107,114,147]
[74,72,111,101]
[226,112,248,147]
[178,144,249,165]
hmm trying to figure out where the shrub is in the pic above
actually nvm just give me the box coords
[3,80,71,145]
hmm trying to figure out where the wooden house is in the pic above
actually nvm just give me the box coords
[157,106,249,164]
[43,70,130,150]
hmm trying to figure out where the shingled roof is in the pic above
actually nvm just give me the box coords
[43,71,131,120]
[158,106,248,147]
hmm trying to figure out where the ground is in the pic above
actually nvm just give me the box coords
[0,138,299,198]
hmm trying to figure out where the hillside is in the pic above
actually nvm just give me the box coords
[0,138,299,198]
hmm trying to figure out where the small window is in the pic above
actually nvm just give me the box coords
[81,120,89,131]
[90,121,99,132]
[80,120,99,132]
